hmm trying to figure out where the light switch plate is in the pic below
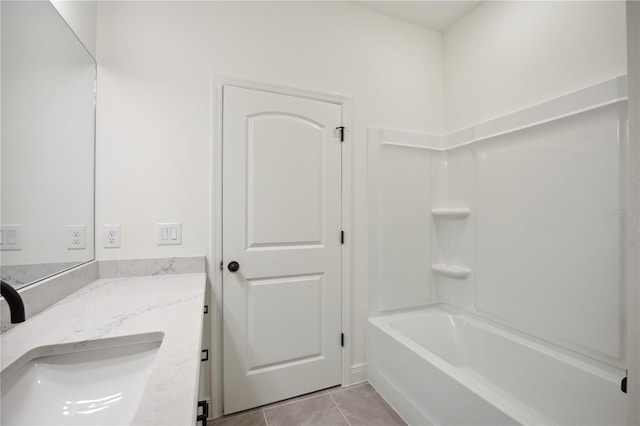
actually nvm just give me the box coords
[158,223,181,245]
[0,225,23,251]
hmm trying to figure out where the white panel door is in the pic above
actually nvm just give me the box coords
[222,85,343,414]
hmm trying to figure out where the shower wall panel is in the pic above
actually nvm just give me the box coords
[368,129,435,312]
[474,103,625,367]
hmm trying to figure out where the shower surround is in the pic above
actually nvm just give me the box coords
[367,77,628,425]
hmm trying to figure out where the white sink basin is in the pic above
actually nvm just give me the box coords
[1,332,164,425]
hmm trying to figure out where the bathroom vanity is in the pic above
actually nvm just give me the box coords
[0,265,206,425]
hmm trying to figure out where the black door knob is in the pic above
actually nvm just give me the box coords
[228,261,240,272]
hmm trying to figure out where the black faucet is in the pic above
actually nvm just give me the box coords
[1,280,25,323]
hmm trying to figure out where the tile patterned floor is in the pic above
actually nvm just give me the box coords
[212,383,406,426]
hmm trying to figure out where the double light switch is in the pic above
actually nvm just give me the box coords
[158,223,182,245]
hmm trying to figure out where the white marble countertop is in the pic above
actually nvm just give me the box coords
[1,272,207,425]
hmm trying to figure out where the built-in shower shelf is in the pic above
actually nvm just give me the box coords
[432,264,471,279]
[431,208,471,218]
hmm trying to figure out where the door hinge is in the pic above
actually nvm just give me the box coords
[341,333,344,347]
[201,349,209,362]
[197,400,209,426]
[621,370,628,393]
[341,231,344,245]
[219,261,223,271]
[336,126,345,142]
[204,305,209,314]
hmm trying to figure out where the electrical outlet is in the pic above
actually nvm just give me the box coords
[103,225,121,248]
[66,225,86,249]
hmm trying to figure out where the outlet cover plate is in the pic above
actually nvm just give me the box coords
[66,225,86,250]
[103,225,121,248]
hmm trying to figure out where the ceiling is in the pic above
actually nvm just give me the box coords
[353,1,482,32]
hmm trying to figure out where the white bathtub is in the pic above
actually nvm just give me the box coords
[368,306,627,425]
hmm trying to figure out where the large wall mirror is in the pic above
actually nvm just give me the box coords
[1,1,96,289]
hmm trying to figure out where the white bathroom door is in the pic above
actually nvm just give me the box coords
[222,85,343,414]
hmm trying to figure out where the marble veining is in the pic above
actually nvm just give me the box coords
[1,273,206,425]
[98,256,206,278]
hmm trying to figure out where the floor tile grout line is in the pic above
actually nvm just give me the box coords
[328,389,352,426]
[262,408,269,426]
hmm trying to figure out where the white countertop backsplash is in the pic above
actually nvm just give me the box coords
[98,256,206,278]
[1,270,207,425]
[1,261,99,333]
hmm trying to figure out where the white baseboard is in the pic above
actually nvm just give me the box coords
[350,362,368,385]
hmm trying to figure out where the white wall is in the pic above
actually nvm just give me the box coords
[444,0,627,133]
[50,0,97,59]
[95,0,445,407]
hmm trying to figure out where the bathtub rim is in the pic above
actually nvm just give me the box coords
[368,304,626,425]
[370,303,625,379]
[369,309,547,425]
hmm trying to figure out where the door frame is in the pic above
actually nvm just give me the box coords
[210,75,353,418]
